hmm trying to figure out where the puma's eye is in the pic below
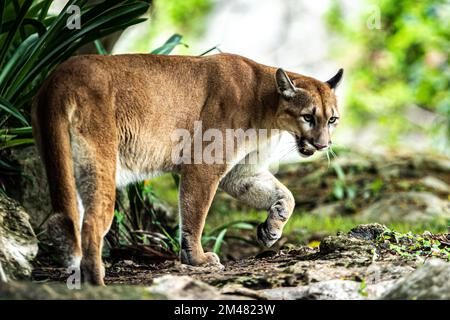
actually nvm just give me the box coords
[328,117,338,124]
[302,114,313,123]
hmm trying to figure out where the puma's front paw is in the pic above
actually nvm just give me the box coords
[180,250,224,269]
[256,222,281,248]
[202,252,224,270]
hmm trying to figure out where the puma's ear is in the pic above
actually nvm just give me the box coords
[326,68,344,90]
[276,68,297,99]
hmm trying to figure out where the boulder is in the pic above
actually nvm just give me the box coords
[0,275,251,300]
[148,275,246,300]
[0,281,164,300]
[360,192,450,224]
[260,280,364,300]
[0,195,38,281]
[420,176,450,193]
[9,146,52,229]
[381,260,450,300]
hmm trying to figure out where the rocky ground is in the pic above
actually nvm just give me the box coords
[0,223,447,300]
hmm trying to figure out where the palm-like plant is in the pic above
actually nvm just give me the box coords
[0,0,151,151]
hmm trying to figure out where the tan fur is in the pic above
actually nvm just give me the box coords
[32,53,342,285]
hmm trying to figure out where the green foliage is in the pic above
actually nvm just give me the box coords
[128,0,213,53]
[156,0,213,36]
[330,162,357,203]
[326,0,449,151]
[110,181,181,254]
[203,220,254,255]
[376,228,450,260]
[358,279,368,297]
[150,33,186,54]
[0,0,150,152]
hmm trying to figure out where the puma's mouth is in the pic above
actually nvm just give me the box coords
[295,136,315,157]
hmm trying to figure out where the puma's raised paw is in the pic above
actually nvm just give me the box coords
[257,222,281,248]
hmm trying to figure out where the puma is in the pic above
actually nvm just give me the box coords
[31,53,343,285]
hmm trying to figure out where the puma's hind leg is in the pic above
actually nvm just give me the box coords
[72,133,117,285]
[220,165,295,247]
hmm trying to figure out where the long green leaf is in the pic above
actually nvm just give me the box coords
[0,0,33,69]
[0,0,5,35]
[213,229,227,254]
[151,34,185,55]
[20,18,47,36]
[37,0,53,22]
[0,158,21,172]
[0,138,34,149]
[0,33,38,91]
[207,220,256,236]
[0,96,28,125]
[94,40,108,55]
[0,126,32,135]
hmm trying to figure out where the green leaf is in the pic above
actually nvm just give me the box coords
[0,33,39,92]
[94,40,108,55]
[0,96,28,125]
[207,220,256,236]
[0,126,32,135]
[198,45,221,56]
[0,137,34,149]
[231,222,254,230]
[151,34,186,55]
[0,0,33,70]
[333,163,346,180]
[37,0,53,22]
[0,158,21,172]
[213,228,227,254]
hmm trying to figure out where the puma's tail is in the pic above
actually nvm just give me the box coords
[31,83,82,267]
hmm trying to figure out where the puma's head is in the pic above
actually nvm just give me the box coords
[274,68,343,157]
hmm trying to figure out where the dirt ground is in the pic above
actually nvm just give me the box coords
[30,224,450,300]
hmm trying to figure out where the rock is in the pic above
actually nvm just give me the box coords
[421,176,450,193]
[349,223,386,241]
[365,280,397,298]
[310,203,343,217]
[9,146,52,229]
[0,195,38,281]
[381,260,450,300]
[319,233,374,259]
[360,192,450,224]
[260,280,364,300]
[148,275,246,300]
[0,275,250,300]
[0,281,164,300]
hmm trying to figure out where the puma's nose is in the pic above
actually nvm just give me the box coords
[313,142,328,150]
